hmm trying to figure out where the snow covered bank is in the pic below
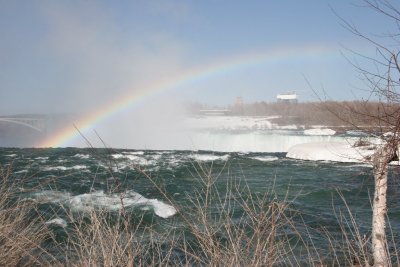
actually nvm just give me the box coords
[303,128,336,136]
[286,141,376,163]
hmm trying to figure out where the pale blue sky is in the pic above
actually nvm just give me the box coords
[0,0,398,114]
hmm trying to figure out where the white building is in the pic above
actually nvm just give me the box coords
[276,92,298,103]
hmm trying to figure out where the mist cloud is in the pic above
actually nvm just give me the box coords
[0,1,199,148]
[0,1,191,113]
[40,1,189,113]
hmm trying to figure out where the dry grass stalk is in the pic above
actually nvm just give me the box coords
[1,155,399,266]
[0,164,56,266]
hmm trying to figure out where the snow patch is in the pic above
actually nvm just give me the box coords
[304,128,336,136]
[286,142,375,163]
[279,125,298,130]
[184,116,276,131]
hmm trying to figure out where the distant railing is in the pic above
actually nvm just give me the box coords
[0,117,46,132]
[198,109,232,115]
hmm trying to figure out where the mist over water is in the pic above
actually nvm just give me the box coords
[66,109,348,152]
[0,1,382,150]
[0,1,190,117]
[84,97,191,149]
[0,2,372,124]
[1,93,351,151]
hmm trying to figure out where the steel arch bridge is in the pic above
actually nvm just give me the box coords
[0,117,46,132]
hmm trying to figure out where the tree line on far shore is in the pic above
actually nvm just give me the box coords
[186,100,400,130]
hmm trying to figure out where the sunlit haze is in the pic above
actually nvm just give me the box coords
[0,0,397,148]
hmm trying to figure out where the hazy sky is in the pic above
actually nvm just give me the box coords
[0,0,398,115]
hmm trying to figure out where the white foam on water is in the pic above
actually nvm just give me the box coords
[164,155,184,169]
[35,157,49,160]
[189,154,230,162]
[15,169,28,174]
[112,153,156,166]
[111,154,125,159]
[249,156,279,162]
[31,190,176,218]
[44,166,67,171]
[45,218,68,228]
[71,165,88,170]
[6,154,17,157]
[112,163,129,172]
[32,190,72,202]
[149,154,162,160]
[73,154,90,159]
[146,199,177,218]
[44,165,88,171]
[123,151,145,155]
[125,155,154,166]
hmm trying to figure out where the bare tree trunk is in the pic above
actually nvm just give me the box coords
[371,144,396,267]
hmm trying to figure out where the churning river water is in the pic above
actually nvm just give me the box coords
[1,146,399,263]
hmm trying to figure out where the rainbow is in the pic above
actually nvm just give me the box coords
[40,44,338,147]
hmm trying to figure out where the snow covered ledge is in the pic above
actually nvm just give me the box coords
[286,141,376,163]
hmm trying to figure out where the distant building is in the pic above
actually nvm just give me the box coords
[276,92,298,103]
[234,96,244,107]
[233,96,244,115]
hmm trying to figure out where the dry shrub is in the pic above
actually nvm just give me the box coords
[64,211,189,266]
[0,164,55,266]
[63,210,147,266]
[320,191,400,267]
[3,156,398,266]
[58,193,179,266]
[52,160,304,266]
[144,163,306,266]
